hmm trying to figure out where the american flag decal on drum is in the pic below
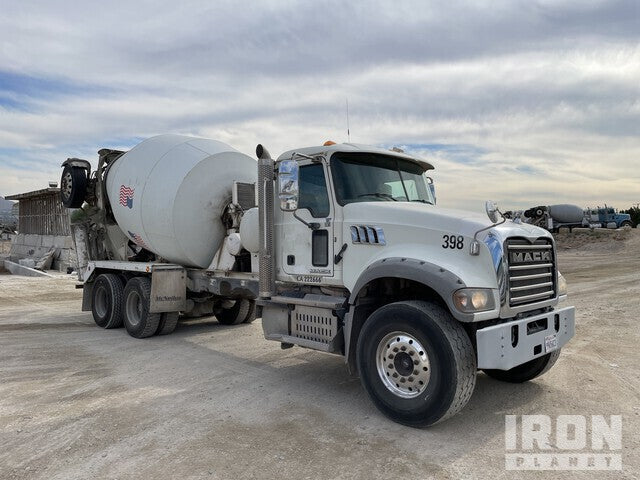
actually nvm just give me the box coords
[119,185,134,208]
[127,230,148,249]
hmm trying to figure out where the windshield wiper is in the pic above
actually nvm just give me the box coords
[358,193,397,201]
[411,199,433,205]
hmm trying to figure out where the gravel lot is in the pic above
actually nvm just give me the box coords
[1,230,638,479]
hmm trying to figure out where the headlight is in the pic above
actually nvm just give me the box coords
[557,271,567,297]
[453,288,496,313]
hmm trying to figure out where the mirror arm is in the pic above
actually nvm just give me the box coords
[470,210,506,255]
[293,211,320,230]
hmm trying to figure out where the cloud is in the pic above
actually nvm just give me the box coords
[0,0,638,212]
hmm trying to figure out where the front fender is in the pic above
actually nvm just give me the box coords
[343,256,501,372]
[348,257,471,321]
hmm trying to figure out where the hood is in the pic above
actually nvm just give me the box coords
[343,201,552,241]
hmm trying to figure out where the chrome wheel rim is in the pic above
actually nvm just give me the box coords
[126,290,143,327]
[376,331,431,398]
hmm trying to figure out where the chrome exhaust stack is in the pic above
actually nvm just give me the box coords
[256,144,275,298]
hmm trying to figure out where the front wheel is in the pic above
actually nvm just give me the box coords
[356,301,476,427]
[620,221,632,228]
[483,349,561,383]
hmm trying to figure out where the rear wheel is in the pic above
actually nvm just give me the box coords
[483,349,561,383]
[243,300,257,324]
[60,165,88,208]
[357,301,476,427]
[156,312,179,335]
[123,277,160,338]
[91,273,124,329]
[620,221,632,228]
[216,299,251,325]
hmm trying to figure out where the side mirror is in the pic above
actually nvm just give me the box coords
[426,176,436,204]
[278,160,299,211]
[485,200,500,223]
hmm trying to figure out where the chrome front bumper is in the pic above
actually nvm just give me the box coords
[476,306,575,370]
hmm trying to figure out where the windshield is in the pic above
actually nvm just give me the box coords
[330,152,434,205]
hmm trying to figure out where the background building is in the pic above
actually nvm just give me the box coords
[5,186,75,271]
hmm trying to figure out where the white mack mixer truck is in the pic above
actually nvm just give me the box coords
[60,134,575,426]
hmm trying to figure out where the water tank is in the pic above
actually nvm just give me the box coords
[548,204,584,224]
[105,134,257,268]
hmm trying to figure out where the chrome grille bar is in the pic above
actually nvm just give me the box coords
[510,290,556,304]
[511,272,552,281]
[510,281,553,292]
[509,263,553,271]
[508,244,553,250]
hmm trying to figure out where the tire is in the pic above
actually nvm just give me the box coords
[243,300,257,324]
[620,221,632,228]
[91,273,124,329]
[216,299,251,325]
[60,165,88,208]
[356,301,476,427]
[156,312,179,335]
[483,349,561,383]
[123,277,160,338]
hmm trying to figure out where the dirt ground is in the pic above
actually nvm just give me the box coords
[0,231,638,480]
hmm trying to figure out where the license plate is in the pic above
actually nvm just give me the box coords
[545,334,558,353]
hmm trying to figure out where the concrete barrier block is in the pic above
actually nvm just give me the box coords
[41,235,55,247]
[18,258,36,268]
[64,236,74,249]
[10,245,31,257]
[23,234,39,247]
[52,236,67,248]
[3,260,54,277]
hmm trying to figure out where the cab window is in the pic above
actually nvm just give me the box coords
[298,164,330,218]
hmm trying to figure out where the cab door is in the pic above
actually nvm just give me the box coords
[279,162,334,279]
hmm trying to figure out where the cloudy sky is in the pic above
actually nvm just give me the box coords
[1,0,638,211]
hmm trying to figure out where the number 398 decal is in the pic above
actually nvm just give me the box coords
[442,234,464,250]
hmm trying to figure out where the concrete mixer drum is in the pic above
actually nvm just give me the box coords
[102,135,257,268]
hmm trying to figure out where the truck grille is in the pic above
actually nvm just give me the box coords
[506,238,556,307]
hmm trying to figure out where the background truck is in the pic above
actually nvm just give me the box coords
[586,206,633,229]
[522,204,633,232]
[60,134,575,427]
[522,204,591,232]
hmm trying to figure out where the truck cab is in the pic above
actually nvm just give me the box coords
[598,207,632,229]
[256,141,576,427]
[273,143,436,288]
